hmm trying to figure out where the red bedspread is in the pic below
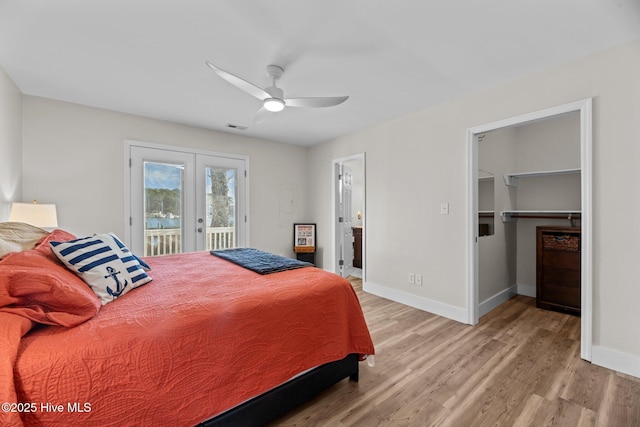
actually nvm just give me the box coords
[7,251,374,426]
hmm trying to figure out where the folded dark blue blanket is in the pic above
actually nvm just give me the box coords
[210,248,313,274]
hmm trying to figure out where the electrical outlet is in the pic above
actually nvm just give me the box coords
[408,273,415,284]
[415,274,423,286]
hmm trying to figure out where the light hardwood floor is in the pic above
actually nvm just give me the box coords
[272,277,640,426]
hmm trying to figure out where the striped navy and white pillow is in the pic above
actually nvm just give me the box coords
[50,233,152,305]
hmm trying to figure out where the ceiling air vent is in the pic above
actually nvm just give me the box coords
[227,123,248,131]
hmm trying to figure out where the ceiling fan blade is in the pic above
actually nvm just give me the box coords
[251,107,272,124]
[205,61,269,100]
[284,96,349,108]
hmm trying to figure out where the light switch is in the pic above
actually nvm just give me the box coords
[440,203,450,215]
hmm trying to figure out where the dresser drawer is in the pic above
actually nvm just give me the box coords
[539,283,580,310]
[541,251,580,269]
[541,267,580,287]
[542,233,580,251]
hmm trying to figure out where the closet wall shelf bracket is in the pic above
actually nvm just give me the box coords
[503,168,581,187]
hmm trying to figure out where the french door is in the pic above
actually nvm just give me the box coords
[128,144,247,256]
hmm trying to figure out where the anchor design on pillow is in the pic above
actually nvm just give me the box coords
[105,266,128,297]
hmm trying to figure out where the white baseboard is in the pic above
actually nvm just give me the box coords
[591,345,640,379]
[517,283,536,298]
[363,281,468,324]
[479,285,517,317]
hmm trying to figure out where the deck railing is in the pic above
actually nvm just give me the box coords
[144,227,235,256]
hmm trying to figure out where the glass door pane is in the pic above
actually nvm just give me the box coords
[204,166,237,250]
[196,154,246,252]
[143,161,184,256]
[129,146,195,256]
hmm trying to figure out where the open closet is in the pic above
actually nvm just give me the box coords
[477,111,581,317]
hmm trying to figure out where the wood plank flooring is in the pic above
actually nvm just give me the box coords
[271,277,640,426]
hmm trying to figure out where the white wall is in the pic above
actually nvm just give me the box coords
[0,66,22,219]
[307,40,640,367]
[21,96,308,257]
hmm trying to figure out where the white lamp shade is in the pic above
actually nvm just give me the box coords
[9,202,58,228]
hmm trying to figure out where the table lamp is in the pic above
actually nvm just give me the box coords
[9,200,58,228]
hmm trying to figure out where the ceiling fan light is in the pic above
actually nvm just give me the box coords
[264,98,285,112]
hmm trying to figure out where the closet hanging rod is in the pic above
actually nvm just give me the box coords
[509,214,581,220]
[500,211,581,223]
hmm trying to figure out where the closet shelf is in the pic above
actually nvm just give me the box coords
[500,210,581,222]
[503,168,580,187]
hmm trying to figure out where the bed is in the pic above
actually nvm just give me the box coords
[0,226,374,427]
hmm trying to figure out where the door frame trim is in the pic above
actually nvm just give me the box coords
[124,139,250,250]
[331,153,366,280]
[465,98,592,361]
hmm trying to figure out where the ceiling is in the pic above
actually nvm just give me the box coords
[1,1,639,146]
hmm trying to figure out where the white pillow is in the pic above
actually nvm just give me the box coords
[0,221,49,251]
[0,237,21,258]
[50,233,152,305]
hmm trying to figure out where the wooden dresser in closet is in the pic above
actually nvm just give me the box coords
[352,226,362,268]
[536,226,581,315]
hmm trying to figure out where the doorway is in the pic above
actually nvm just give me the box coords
[466,99,592,361]
[125,141,248,256]
[332,154,365,279]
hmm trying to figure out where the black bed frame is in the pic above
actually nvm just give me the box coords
[198,353,359,427]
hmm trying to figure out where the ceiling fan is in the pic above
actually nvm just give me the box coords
[205,61,349,124]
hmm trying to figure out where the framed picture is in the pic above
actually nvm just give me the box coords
[293,223,316,253]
